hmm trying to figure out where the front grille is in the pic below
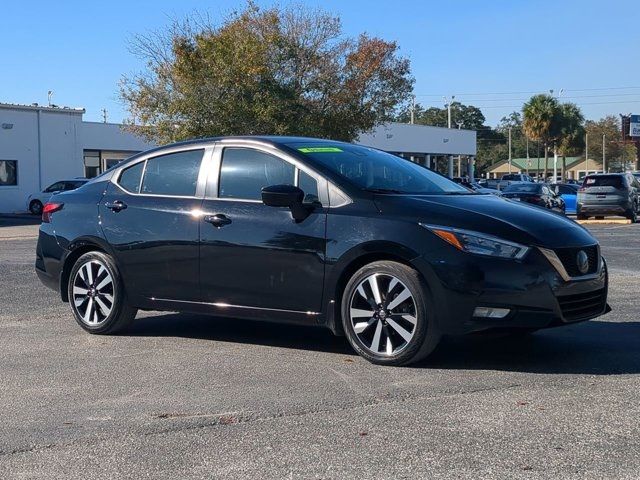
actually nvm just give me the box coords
[557,288,606,321]
[554,245,599,277]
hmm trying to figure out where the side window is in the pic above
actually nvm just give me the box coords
[219,148,295,200]
[141,149,204,196]
[45,181,65,193]
[119,162,145,193]
[298,170,320,204]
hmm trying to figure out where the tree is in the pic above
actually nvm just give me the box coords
[585,116,637,172]
[522,94,562,179]
[120,3,414,143]
[557,103,585,179]
[398,101,486,130]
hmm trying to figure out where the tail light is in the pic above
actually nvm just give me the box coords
[526,196,542,203]
[578,187,585,192]
[42,202,64,223]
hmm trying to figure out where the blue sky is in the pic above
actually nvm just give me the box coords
[2,0,638,126]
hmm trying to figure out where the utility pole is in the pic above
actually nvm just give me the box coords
[602,133,606,173]
[525,137,530,175]
[508,127,512,174]
[101,109,108,123]
[47,90,53,107]
[410,95,415,125]
[585,133,589,175]
[553,141,558,182]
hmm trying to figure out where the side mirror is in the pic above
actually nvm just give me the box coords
[262,184,311,222]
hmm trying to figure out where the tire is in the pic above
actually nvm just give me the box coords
[627,205,638,223]
[577,214,588,220]
[67,251,137,334]
[341,261,441,366]
[29,200,43,215]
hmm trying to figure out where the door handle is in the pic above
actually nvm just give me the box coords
[204,214,232,228]
[105,200,127,212]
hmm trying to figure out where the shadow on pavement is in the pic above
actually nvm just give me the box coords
[129,313,354,355]
[129,313,640,375]
[0,214,41,227]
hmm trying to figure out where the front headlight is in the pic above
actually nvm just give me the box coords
[420,224,530,260]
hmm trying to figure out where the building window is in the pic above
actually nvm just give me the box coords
[84,151,100,178]
[0,160,17,186]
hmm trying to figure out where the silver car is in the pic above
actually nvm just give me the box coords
[577,173,639,222]
[27,179,88,215]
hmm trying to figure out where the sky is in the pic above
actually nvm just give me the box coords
[1,0,639,126]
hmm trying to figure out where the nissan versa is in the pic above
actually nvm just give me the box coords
[35,137,610,365]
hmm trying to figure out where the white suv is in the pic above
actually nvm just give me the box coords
[27,179,88,215]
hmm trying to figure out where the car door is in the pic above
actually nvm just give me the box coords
[99,146,211,303]
[199,143,328,316]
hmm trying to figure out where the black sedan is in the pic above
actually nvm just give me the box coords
[35,137,609,366]
[501,183,566,213]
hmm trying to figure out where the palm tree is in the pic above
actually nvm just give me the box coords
[557,103,585,181]
[522,94,561,180]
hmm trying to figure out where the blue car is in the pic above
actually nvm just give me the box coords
[552,183,579,214]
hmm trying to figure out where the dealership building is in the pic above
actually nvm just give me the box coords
[0,102,476,213]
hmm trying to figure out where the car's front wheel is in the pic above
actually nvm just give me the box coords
[341,261,440,366]
[67,251,137,334]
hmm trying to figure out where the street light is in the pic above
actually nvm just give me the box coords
[443,95,455,129]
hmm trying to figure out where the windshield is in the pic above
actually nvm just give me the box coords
[503,183,541,193]
[289,143,470,194]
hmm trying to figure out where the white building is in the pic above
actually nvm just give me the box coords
[0,103,476,213]
[0,103,154,213]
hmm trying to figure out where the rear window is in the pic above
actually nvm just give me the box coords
[583,175,624,188]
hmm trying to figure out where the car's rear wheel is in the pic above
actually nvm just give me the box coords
[341,261,440,366]
[577,213,588,220]
[67,251,137,334]
[29,200,43,215]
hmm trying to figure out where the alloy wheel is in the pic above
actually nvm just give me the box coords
[72,260,114,326]
[349,273,417,356]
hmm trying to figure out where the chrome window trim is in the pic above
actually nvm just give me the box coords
[111,144,214,199]
[538,245,603,282]
[208,142,330,207]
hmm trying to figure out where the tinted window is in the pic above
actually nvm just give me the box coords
[503,183,541,193]
[583,175,624,188]
[64,181,87,190]
[289,143,468,194]
[557,184,577,195]
[299,170,320,204]
[141,149,204,196]
[219,148,295,200]
[45,181,66,193]
[119,162,145,193]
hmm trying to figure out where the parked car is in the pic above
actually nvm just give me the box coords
[35,137,609,366]
[501,183,566,213]
[501,173,534,183]
[577,173,640,222]
[452,177,502,195]
[27,179,88,215]
[551,183,579,215]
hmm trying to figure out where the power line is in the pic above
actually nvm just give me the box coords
[413,86,640,98]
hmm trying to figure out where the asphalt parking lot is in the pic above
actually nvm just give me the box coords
[1,220,639,479]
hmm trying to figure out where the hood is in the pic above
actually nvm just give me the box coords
[374,193,596,249]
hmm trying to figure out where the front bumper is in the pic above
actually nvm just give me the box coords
[413,245,609,335]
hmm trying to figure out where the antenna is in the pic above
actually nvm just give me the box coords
[101,108,108,123]
[47,91,53,107]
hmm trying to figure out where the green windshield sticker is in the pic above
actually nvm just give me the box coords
[297,147,343,153]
